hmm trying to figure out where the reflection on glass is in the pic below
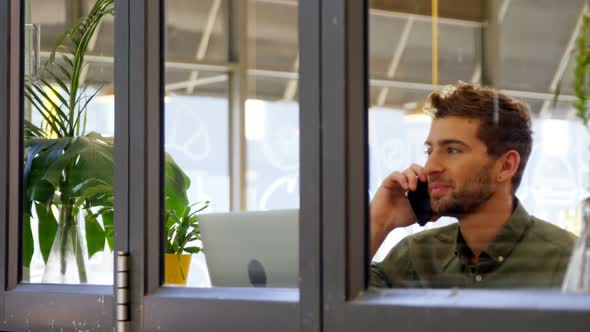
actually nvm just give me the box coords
[247,0,300,211]
[22,0,115,285]
[368,0,586,289]
[163,0,299,288]
[246,97,300,211]
[163,91,229,288]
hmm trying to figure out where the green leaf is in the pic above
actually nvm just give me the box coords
[39,77,69,111]
[23,139,55,181]
[24,120,45,138]
[24,84,67,135]
[71,178,112,211]
[164,153,191,216]
[22,212,34,268]
[27,82,70,130]
[41,134,114,192]
[61,53,74,69]
[164,201,209,254]
[183,247,201,254]
[35,202,58,263]
[73,88,102,133]
[192,201,210,214]
[571,16,590,126]
[102,210,114,251]
[85,212,106,259]
[23,138,69,203]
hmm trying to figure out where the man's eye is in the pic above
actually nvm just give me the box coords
[424,149,432,156]
[448,147,460,154]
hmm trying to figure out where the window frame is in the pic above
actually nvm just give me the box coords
[0,0,12,326]
[126,0,322,330]
[0,0,115,330]
[0,0,322,330]
[321,1,590,332]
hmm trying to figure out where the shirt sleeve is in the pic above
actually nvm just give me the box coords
[369,263,391,288]
[369,237,418,288]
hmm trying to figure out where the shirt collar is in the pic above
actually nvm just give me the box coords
[453,197,533,266]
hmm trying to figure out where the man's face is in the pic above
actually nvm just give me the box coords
[424,116,498,218]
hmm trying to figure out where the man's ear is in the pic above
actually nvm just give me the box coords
[496,150,520,183]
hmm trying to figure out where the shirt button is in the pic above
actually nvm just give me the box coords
[475,275,483,282]
[498,256,504,263]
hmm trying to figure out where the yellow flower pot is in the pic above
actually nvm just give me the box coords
[164,253,192,286]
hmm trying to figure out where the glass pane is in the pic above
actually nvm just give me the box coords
[368,0,584,290]
[22,0,115,285]
[163,0,299,288]
[246,78,300,211]
[166,0,228,64]
[247,0,299,210]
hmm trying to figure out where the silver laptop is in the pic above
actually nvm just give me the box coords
[199,209,299,288]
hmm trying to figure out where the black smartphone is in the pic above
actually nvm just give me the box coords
[406,180,434,226]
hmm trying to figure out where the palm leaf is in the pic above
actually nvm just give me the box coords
[24,84,67,135]
[73,87,102,133]
[25,0,114,138]
[24,120,45,138]
[38,77,69,110]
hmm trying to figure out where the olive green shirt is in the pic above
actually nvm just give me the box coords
[370,200,577,289]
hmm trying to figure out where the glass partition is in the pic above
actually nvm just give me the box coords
[163,0,300,288]
[247,0,300,211]
[368,0,586,289]
[22,0,115,285]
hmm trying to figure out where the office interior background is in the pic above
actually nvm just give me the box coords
[1,0,590,331]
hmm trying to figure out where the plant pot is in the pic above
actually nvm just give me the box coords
[165,253,192,286]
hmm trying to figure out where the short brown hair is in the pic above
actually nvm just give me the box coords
[424,82,533,193]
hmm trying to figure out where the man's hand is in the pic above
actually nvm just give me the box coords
[370,164,427,257]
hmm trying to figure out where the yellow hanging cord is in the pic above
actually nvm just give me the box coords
[432,0,439,90]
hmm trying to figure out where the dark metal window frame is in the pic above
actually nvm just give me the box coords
[321,1,590,331]
[4,0,590,331]
[0,0,12,327]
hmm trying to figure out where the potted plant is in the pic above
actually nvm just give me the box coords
[164,201,209,285]
[23,0,192,284]
[553,9,590,125]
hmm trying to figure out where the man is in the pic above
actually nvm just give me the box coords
[370,82,576,289]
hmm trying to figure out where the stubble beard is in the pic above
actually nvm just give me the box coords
[430,163,496,218]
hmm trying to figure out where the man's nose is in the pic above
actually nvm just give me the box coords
[423,154,444,176]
